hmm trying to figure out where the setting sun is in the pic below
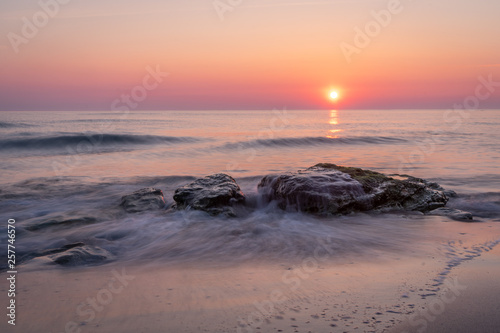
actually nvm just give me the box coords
[330,91,339,100]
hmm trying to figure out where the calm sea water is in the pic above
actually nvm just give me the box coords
[1,110,499,268]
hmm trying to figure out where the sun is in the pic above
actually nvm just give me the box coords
[329,91,339,100]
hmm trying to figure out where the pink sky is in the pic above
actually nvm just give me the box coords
[0,0,499,110]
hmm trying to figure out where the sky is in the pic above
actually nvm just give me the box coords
[0,0,499,111]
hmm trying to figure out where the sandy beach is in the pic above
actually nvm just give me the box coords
[2,218,498,333]
[390,237,500,333]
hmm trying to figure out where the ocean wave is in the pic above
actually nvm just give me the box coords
[58,119,172,123]
[0,121,34,128]
[222,136,407,149]
[0,133,200,151]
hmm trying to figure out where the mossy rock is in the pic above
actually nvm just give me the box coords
[258,163,450,215]
[309,163,393,194]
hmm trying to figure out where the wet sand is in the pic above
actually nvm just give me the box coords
[2,220,499,333]
[390,242,500,333]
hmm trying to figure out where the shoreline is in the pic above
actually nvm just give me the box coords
[389,237,500,333]
[1,220,499,333]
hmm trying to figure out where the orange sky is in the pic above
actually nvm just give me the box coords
[0,0,499,110]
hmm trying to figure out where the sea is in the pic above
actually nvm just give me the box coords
[1,110,499,269]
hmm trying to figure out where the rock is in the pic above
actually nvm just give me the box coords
[173,173,245,216]
[258,163,449,215]
[18,243,114,267]
[427,207,474,222]
[443,190,458,198]
[258,167,368,214]
[31,242,85,258]
[25,215,98,231]
[49,245,114,266]
[120,188,165,213]
[18,242,86,265]
[392,174,458,198]
[428,202,447,211]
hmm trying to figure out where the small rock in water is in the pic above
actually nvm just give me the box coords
[18,242,86,265]
[173,173,245,216]
[25,215,98,231]
[443,190,458,198]
[49,245,114,266]
[427,207,474,222]
[120,187,166,213]
[36,242,85,257]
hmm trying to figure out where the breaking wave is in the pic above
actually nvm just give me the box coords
[221,136,407,149]
[0,134,200,151]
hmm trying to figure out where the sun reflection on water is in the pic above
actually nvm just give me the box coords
[327,110,342,138]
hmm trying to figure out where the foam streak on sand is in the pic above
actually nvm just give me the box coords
[392,239,500,333]
[430,238,500,288]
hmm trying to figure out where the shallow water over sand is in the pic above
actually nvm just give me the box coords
[1,110,499,269]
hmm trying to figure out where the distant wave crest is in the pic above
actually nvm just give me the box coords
[0,121,34,129]
[0,133,199,151]
[222,136,407,149]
